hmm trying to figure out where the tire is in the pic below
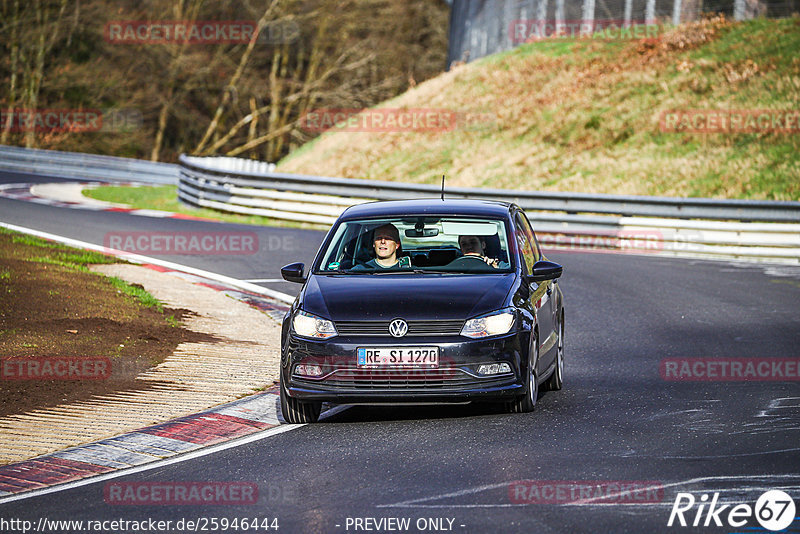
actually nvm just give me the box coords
[508,336,538,413]
[280,376,321,423]
[544,315,564,391]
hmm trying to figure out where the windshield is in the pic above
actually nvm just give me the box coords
[314,216,514,274]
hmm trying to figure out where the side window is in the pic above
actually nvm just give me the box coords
[532,232,543,261]
[516,212,541,262]
[514,214,536,275]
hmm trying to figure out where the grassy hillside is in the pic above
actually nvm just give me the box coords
[277,16,800,200]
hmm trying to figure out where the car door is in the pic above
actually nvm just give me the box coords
[514,212,556,375]
[530,220,560,347]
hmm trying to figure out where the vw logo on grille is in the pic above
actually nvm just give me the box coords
[388,318,408,338]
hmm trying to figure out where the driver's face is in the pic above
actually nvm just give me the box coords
[459,236,483,255]
[374,232,398,259]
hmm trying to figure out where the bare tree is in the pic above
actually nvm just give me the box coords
[150,0,204,161]
[192,0,421,160]
[0,0,20,145]
[0,0,449,160]
[0,0,71,147]
[193,0,281,156]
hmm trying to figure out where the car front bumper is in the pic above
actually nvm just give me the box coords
[281,332,527,404]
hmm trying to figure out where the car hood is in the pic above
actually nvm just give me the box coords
[301,273,516,321]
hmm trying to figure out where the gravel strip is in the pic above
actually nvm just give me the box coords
[0,264,281,465]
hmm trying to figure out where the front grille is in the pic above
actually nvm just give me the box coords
[295,368,513,391]
[334,319,464,337]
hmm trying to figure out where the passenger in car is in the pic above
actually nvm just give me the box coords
[352,223,411,270]
[457,235,502,268]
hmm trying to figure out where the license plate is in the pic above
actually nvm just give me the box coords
[357,347,439,367]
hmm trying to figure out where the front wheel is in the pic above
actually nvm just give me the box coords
[508,337,538,413]
[280,376,321,423]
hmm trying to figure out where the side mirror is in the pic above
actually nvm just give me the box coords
[281,262,306,284]
[527,260,563,283]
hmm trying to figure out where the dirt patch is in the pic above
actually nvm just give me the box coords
[0,230,210,417]
[0,229,282,465]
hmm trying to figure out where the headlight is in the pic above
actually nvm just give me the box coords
[460,310,515,338]
[292,310,337,339]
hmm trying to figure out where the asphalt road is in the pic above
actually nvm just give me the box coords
[0,171,323,297]
[1,173,799,533]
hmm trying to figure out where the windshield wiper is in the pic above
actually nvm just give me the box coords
[371,269,426,275]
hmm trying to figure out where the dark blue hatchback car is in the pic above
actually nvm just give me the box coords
[279,199,564,423]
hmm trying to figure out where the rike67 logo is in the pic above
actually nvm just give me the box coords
[668,490,796,531]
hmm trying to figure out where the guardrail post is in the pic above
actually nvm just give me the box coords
[537,0,548,26]
[733,0,746,20]
[672,0,682,26]
[555,0,565,31]
[581,0,596,34]
[645,0,656,24]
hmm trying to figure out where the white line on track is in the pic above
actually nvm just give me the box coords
[0,425,302,505]
[655,447,800,459]
[378,474,800,509]
[0,221,296,304]
[0,400,349,505]
[0,221,350,504]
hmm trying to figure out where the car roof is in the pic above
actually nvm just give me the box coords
[339,198,516,220]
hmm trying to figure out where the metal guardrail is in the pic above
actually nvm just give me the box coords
[179,155,800,264]
[180,155,800,223]
[3,145,794,262]
[0,145,178,184]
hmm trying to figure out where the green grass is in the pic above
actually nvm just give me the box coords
[3,227,117,269]
[3,226,168,318]
[107,276,164,312]
[11,234,71,250]
[480,39,578,64]
[2,228,115,263]
[691,17,798,67]
[85,184,189,213]
[276,17,800,201]
[83,185,324,229]
[29,250,116,272]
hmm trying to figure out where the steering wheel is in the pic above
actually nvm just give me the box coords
[446,254,495,271]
